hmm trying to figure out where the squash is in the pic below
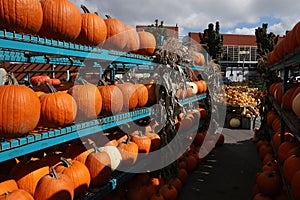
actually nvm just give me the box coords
[10,157,49,195]
[75,5,107,46]
[0,0,43,34]
[55,157,90,197]
[103,15,128,50]
[136,31,156,56]
[0,176,18,196]
[39,83,77,128]
[39,0,82,42]
[98,146,122,171]
[124,25,140,53]
[117,82,139,110]
[186,82,198,95]
[292,92,300,117]
[256,171,281,196]
[0,189,34,200]
[34,168,74,200]
[68,78,102,120]
[135,84,149,108]
[229,118,240,128]
[85,145,112,187]
[98,84,123,115]
[0,73,40,138]
[117,136,139,167]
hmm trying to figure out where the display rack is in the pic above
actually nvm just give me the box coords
[0,29,208,200]
[267,48,300,200]
[268,96,300,140]
[0,93,207,163]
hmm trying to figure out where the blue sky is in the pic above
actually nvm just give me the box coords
[70,0,300,36]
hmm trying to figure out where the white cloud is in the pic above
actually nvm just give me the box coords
[70,0,300,36]
[226,27,256,35]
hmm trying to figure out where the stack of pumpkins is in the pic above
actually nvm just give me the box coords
[0,0,156,56]
[176,80,207,99]
[0,107,216,200]
[253,110,300,200]
[0,123,163,200]
[267,21,300,66]
[269,81,300,118]
[0,73,152,138]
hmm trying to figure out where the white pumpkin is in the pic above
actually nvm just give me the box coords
[98,146,122,171]
[229,118,240,128]
[186,82,198,95]
[292,93,300,118]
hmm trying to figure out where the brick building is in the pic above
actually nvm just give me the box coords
[189,32,259,81]
[136,24,265,81]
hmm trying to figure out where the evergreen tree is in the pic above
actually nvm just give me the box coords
[255,23,279,58]
[200,21,224,64]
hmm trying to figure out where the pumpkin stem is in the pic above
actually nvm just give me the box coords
[81,4,91,13]
[94,11,99,16]
[125,133,131,144]
[45,82,57,93]
[76,77,89,85]
[51,167,60,179]
[5,73,18,85]
[91,142,100,153]
[60,157,72,167]
[98,79,108,86]
[105,14,112,19]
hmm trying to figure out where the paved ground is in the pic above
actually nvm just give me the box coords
[178,127,261,200]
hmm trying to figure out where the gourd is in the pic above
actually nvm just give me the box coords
[0,73,41,138]
[229,118,240,128]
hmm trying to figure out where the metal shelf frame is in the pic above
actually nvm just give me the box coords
[0,108,154,162]
[0,30,154,66]
[0,93,207,163]
[268,95,300,141]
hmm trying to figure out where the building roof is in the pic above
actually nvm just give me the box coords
[189,32,258,46]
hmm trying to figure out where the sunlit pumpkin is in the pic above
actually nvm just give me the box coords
[39,0,82,42]
[75,5,107,46]
[0,0,43,34]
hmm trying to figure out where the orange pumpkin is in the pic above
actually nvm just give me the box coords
[117,82,139,110]
[159,184,178,200]
[75,5,107,46]
[0,0,43,34]
[39,84,77,128]
[34,168,74,200]
[55,157,90,197]
[278,141,299,163]
[282,153,300,183]
[137,31,156,56]
[292,92,300,117]
[117,136,139,167]
[39,0,82,42]
[135,84,149,108]
[256,171,281,196]
[98,84,123,115]
[85,147,112,187]
[130,131,151,155]
[193,51,205,65]
[103,15,128,50]
[0,74,41,138]
[9,158,49,195]
[124,25,140,53]
[291,170,300,200]
[0,189,34,200]
[68,79,102,120]
[282,86,298,110]
[0,176,18,196]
